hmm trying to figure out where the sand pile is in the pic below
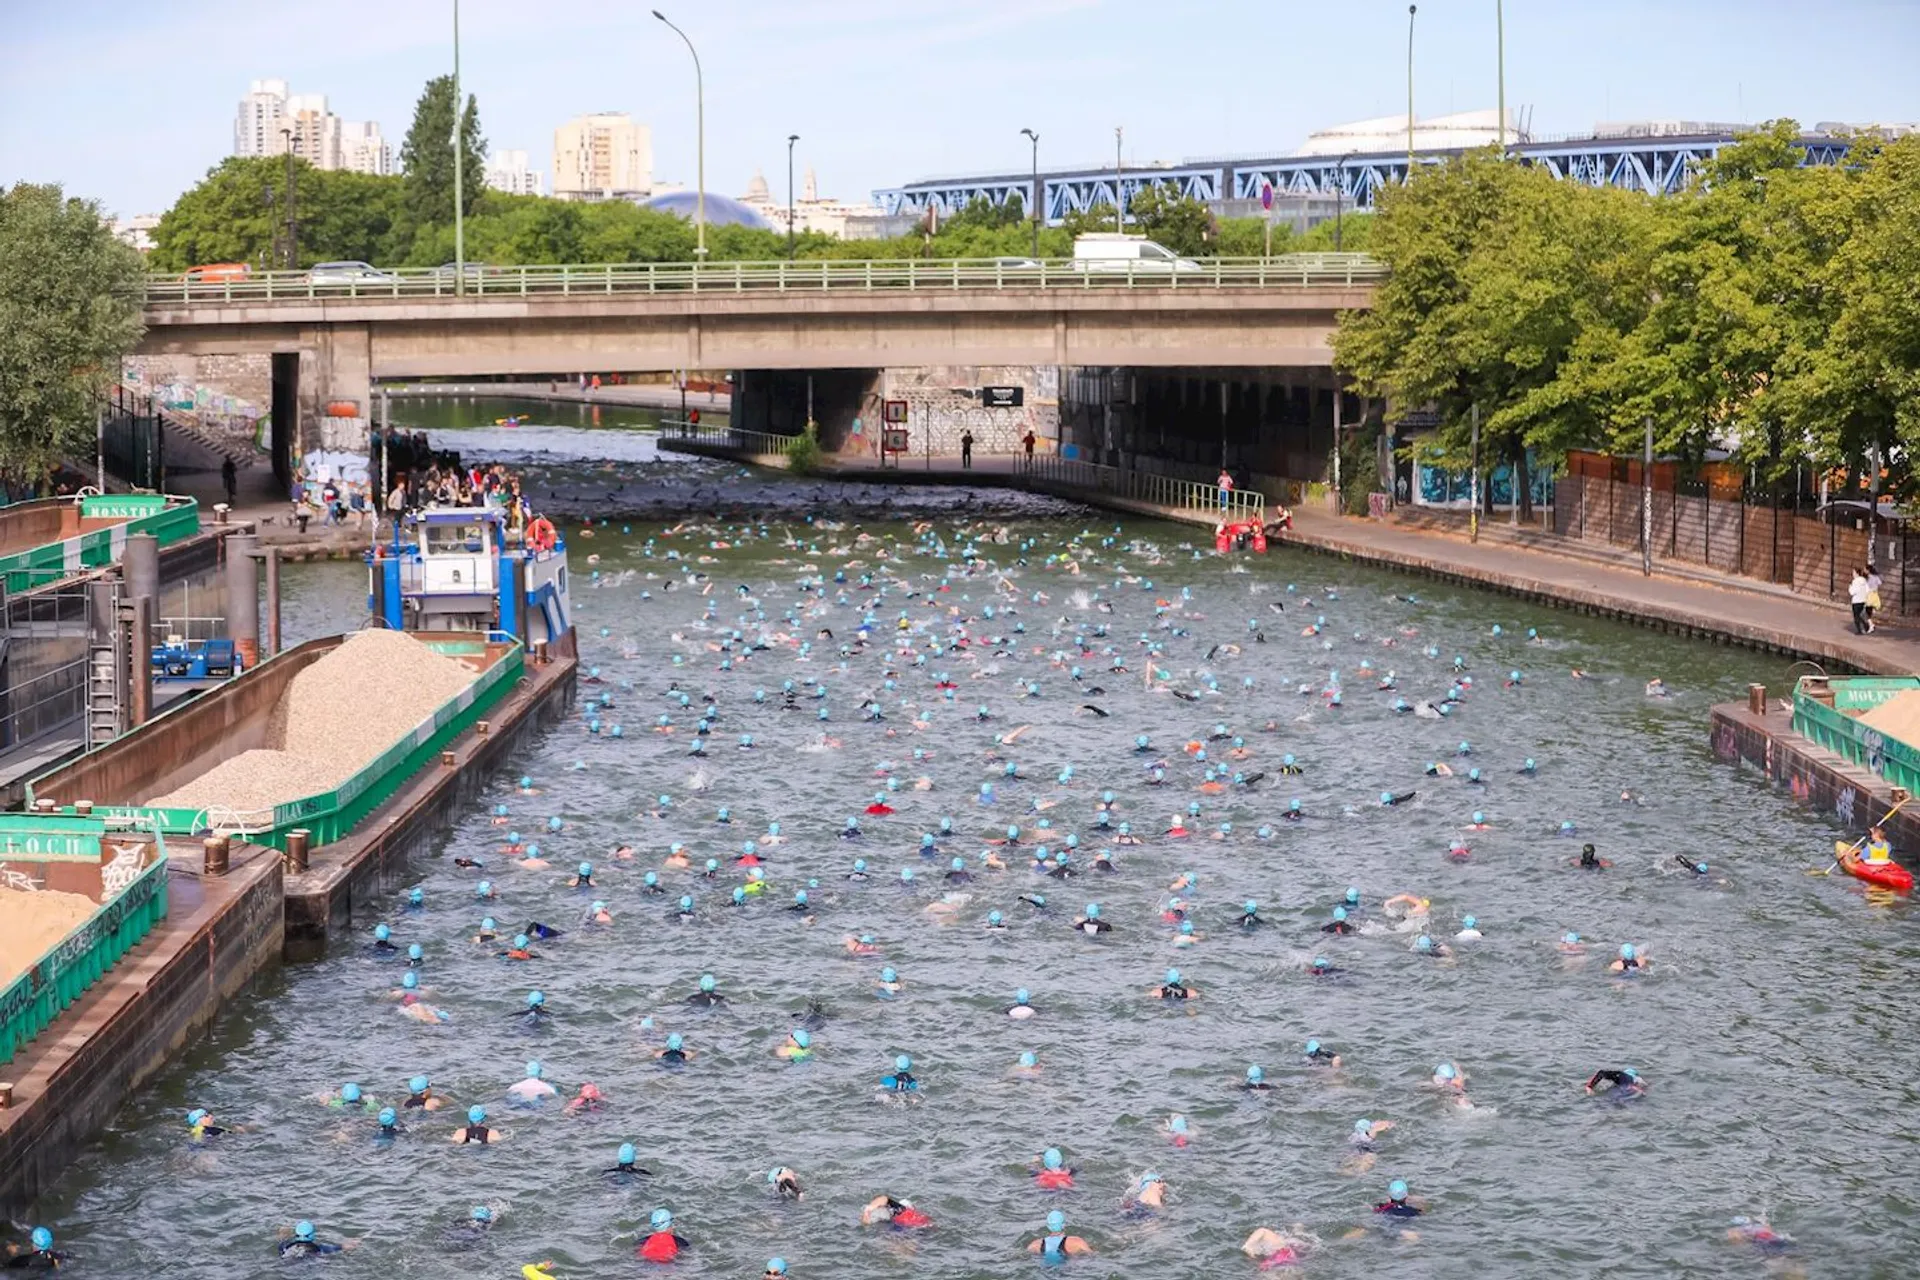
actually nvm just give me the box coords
[146,630,477,816]
[1857,690,1920,750]
[1,885,101,986]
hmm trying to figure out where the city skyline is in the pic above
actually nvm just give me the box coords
[4,0,1917,220]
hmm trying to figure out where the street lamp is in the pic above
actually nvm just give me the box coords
[653,10,707,258]
[452,0,466,294]
[1496,0,1506,154]
[786,133,800,260]
[279,125,298,270]
[1113,126,1124,234]
[1406,5,1418,174]
[1335,152,1354,250]
[1020,127,1040,259]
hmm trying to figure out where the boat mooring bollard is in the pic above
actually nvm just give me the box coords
[0,1082,14,1109]
[203,837,230,876]
[286,829,311,874]
[1748,683,1767,715]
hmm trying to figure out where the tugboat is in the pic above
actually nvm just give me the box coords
[368,505,574,656]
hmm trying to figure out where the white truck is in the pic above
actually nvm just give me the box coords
[1070,233,1202,274]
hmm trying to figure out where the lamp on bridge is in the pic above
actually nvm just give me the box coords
[787,133,800,260]
[1335,151,1354,251]
[1020,128,1040,260]
[653,9,707,258]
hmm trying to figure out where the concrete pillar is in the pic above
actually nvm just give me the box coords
[121,534,160,607]
[300,323,373,455]
[225,534,259,670]
[128,594,153,728]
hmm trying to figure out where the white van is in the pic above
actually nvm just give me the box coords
[1071,233,1201,274]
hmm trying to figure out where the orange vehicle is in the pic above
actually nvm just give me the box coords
[183,263,252,283]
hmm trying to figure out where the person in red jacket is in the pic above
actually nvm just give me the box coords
[638,1207,689,1262]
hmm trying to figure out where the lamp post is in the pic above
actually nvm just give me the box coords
[1496,0,1506,153]
[1406,5,1418,174]
[1020,128,1040,259]
[1335,151,1354,251]
[452,0,466,294]
[786,133,800,260]
[653,10,707,258]
[1113,126,1124,234]
[279,126,298,270]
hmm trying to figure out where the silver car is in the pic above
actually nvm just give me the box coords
[308,260,398,286]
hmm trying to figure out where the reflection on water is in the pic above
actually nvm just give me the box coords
[40,514,1916,1279]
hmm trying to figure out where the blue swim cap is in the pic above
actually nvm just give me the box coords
[512,933,530,949]
[1354,1118,1371,1134]
[699,973,716,992]
[1436,1063,1455,1079]
[732,887,747,904]
[578,861,592,878]
[1563,931,1580,944]
[468,1105,486,1124]
[481,917,495,931]
[1086,903,1101,918]
[1247,1065,1264,1083]
[409,887,425,904]
[895,1053,912,1071]
[988,910,1003,925]
[900,868,915,883]
[1463,915,1477,929]
[1046,1210,1066,1233]
[1015,988,1030,1005]
[1169,1114,1188,1132]
[1333,906,1348,922]
[475,880,492,896]
[472,1205,493,1222]
[1695,862,1708,874]
[526,1060,542,1078]
[792,1029,811,1048]
[619,1142,637,1164]
[1244,900,1257,913]
[408,943,423,961]
[1623,1067,1639,1080]
[767,1258,788,1274]
[951,857,965,871]
[1019,1051,1037,1067]
[667,1033,684,1050]
[1043,1147,1062,1169]
[378,1107,396,1126]
[854,858,868,872]
[1620,943,1636,960]
[591,900,607,913]
[880,967,897,982]
[1471,811,1485,824]
[679,895,694,911]
[1305,1039,1321,1055]
[1380,791,1394,805]
[29,1228,52,1252]
[1415,934,1433,952]
[409,1075,429,1094]
[1165,968,1181,984]
[374,924,390,942]
[1389,1179,1409,1200]
[1313,955,1330,970]
[651,1208,673,1229]
[294,1221,315,1242]
[339,1082,361,1106]
[527,989,545,1006]
[1345,886,1360,904]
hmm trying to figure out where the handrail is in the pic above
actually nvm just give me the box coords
[1025,454,1267,523]
[141,254,1385,307]
[660,418,792,458]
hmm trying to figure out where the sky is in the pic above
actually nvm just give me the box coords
[3,0,1916,219]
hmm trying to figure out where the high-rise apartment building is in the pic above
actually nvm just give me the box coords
[485,149,545,197]
[552,113,652,201]
[231,80,386,175]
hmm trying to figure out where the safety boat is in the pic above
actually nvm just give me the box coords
[368,505,574,657]
[1835,841,1914,894]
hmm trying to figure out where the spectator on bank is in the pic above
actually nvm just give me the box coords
[387,477,409,517]
[960,431,975,469]
[1865,564,1883,634]
[1849,567,1871,634]
[1218,469,1236,511]
[221,457,237,507]
[1023,430,1037,459]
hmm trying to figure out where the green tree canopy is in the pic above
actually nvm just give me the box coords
[149,157,406,271]
[1123,184,1214,255]
[401,74,485,226]
[0,183,145,488]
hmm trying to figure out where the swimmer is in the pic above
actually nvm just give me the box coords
[1239,899,1265,928]
[860,1196,933,1229]
[498,933,539,961]
[1584,1067,1647,1097]
[1166,1114,1193,1147]
[876,966,903,996]
[563,1082,605,1116]
[5,1227,71,1270]
[1303,1039,1341,1068]
[523,921,564,941]
[656,1033,694,1064]
[1007,988,1038,1019]
[1645,678,1670,698]
[1610,942,1648,973]
[983,910,1008,931]
[1349,1117,1393,1151]
[370,923,398,953]
[686,973,727,1007]
[373,1107,403,1141]
[1149,967,1195,1000]
[472,917,500,945]
[451,1104,506,1144]
[1577,843,1611,870]
[1012,1050,1042,1078]
[1321,906,1355,935]
[1309,955,1338,977]
[776,1029,813,1060]
[511,990,552,1026]
[1072,903,1112,935]
[636,1208,689,1263]
[185,1108,231,1141]
[603,1142,651,1181]
[402,1074,445,1111]
[767,1166,804,1200]
[1412,933,1452,958]
[1454,915,1482,941]
[564,860,594,888]
[1372,1178,1424,1234]
[880,1053,918,1092]
[1673,854,1713,878]
[1242,1226,1314,1268]
[1032,1147,1075,1189]
[277,1220,349,1258]
[507,1060,558,1103]
[1027,1209,1094,1257]
[1726,1215,1795,1256]
[842,932,880,956]
[1242,1065,1272,1092]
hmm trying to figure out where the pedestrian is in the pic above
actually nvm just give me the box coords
[1023,430,1037,460]
[320,479,340,526]
[960,430,975,470]
[221,456,237,507]
[1848,566,1870,635]
[1218,468,1235,511]
[387,476,408,520]
[1865,563,1883,634]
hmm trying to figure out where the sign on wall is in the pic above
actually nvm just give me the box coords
[981,386,1025,408]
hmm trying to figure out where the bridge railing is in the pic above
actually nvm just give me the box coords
[659,418,793,459]
[142,255,1384,306]
[1025,455,1266,523]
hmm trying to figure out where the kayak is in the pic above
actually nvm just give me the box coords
[1836,841,1915,894]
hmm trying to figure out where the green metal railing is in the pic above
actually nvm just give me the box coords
[0,494,200,593]
[143,254,1385,307]
[660,419,793,459]
[1793,676,1920,797]
[0,824,170,1065]
[1025,455,1266,522]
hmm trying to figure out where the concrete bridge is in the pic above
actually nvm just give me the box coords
[137,257,1380,451]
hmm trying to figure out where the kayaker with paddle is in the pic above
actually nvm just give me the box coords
[1862,825,1892,865]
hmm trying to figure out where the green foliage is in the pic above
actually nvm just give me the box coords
[1125,185,1215,256]
[946,194,1025,231]
[150,156,406,270]
[400,75,485,225]
[1330,126,1920,504]
[783,423,824,475]
[0,183,145,487]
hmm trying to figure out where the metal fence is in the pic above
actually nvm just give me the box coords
[1025,455,1266,522]
[659,419,795,460]
[142,254,1387,307]
[0,580,96,752]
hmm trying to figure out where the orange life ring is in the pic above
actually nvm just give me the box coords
[528,518,556,553]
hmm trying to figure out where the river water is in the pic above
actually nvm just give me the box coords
[24,420,1919,1279]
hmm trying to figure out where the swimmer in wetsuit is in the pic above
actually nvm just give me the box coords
[276,1220,346,1259]
[880,1054,919,1092]
[1321,907,1355,934]
[370,923,398,954]
[1584,1067,1646,1097]
[4,1227,70,1271]
[511,990,552,1026]
[1242,1065,1272,1092]
[656,1033,694,1064]
[1149,967,1195,1000]
[1373,1178,1424,1229]
[776,1028,814,1060]
[1027,1210,1094,1257]
[451,1104,506,1144]
[1577,843,1610,870]
[1239,900,1266,928]
[602,1142,651,1181]
[767,1166,804,1200]
[1032,1147,1075,1189]
[686,974,727,1007]
[1072,903,1112,935]
[1609,943,1648,973]
[636,1208,689,1262]
[1303,1039,1341,1068]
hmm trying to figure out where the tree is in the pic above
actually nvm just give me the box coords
[1125,184,1214,255]
[150,157,405,271]
[0,183,145,489]
[400,75,485,226]
[945,194,1023,232]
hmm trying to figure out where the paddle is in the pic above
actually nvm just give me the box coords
[1812,795,1910,875]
